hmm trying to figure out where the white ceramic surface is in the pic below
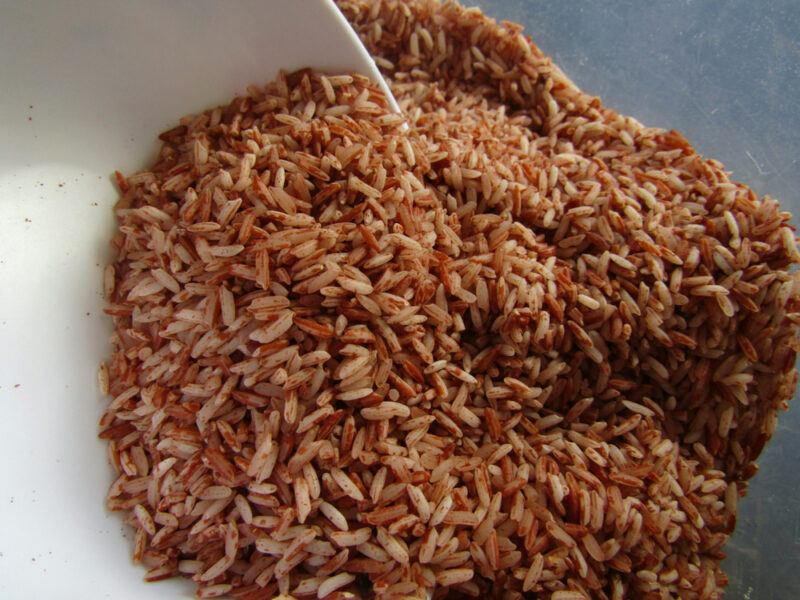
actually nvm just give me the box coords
[0,2,394,597]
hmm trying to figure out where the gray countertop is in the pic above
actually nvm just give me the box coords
[473,1,800,597]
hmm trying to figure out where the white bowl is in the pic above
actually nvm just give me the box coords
[0,2,390,597]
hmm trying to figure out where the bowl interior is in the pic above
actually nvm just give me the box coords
[0,1,387,596]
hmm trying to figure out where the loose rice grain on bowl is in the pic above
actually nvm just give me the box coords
[99,1,800,598]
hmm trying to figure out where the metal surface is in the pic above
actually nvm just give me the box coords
[473,1,800,597]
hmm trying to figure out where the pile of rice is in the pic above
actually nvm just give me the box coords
[99,1,800,598]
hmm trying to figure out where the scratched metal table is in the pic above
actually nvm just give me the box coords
[473,1,800,598]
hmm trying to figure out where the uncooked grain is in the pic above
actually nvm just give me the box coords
[99,0,800,598]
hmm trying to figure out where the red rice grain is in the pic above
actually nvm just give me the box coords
[100,1,800,598]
